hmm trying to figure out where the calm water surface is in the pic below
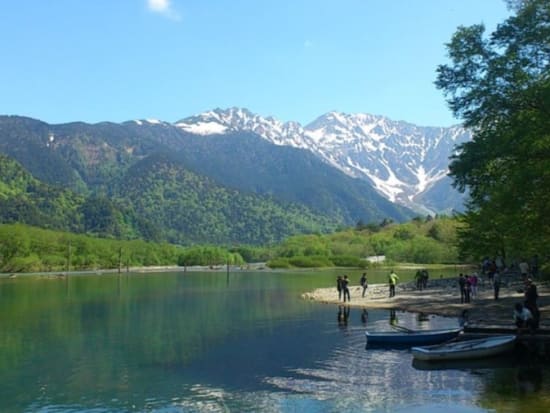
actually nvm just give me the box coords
[0,270,548,412]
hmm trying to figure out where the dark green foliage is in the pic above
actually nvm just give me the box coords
[114,152,338,245]
[0,154,84,231]
[80,196,123,236]
[0,116,86,190]
[0,154,155,240]
[436,0,550,261]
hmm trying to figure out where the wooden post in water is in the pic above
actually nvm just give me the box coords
[67,241,71,274]
[226,254,230,285]
[118,247,122,274]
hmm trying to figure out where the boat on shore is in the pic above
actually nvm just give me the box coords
[366,327,462,346]
[411,335,517,361]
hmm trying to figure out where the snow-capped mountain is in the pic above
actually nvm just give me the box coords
[175,108,471,214]
[175,108,308,148]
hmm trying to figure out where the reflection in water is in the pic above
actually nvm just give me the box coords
[361,308,368,325]
[417,312,430,323]
[1,273,550,412]
[516,366,542,394]
[267,327,486,412]
[390,308,399,326]
[337,305,350,329]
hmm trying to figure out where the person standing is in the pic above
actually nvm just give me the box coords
[415,270,423,290]
[360,272,368,297]
[388,270,399,297]
[421,269,429,289]
[519,259,530,281]
[464,275,472,303]
[458,273,466,303]
[336,275,343,301]
[514,302,534,333]
[342,275,351,302]
[524,278,539,329]
[470,273,478,298]
[493,272,501,300]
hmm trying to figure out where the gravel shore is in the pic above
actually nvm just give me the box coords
[302,276,550,329]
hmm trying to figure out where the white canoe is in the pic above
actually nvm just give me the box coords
[411,335,517,362]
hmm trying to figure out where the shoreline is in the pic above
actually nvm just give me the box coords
[0,262,273,278]
[302,278,550,330]
[0,262,471,278]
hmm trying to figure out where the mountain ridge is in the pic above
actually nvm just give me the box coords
[0,114,413,245]
[174,108,471,214]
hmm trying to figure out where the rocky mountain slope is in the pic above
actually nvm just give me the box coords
[176,108,471,214]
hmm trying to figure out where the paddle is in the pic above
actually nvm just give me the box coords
[391,324,415,334]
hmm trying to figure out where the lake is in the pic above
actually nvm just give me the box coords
[1,270,549,412]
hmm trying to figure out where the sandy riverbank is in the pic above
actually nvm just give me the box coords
[302,278,550,329]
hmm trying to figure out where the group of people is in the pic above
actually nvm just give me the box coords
[334,264,542,334]
[414,269,429,290]
[336,272,369,302]
[459,265,541,333]
[336,270,400,300]
[481,255,540,281]
[457,273,481,303]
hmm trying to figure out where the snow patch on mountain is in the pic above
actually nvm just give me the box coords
[176,120,228,135]
[173,107,471,214]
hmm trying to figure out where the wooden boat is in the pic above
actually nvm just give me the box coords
[411,335,517,361]
[365,327,462,346]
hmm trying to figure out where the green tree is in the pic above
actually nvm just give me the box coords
[435,0,550,260]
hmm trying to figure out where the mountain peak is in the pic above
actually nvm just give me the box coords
[173,107,470,214]
[174,107,308,147]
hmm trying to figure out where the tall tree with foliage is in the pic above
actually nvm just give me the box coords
[435,0,550,260]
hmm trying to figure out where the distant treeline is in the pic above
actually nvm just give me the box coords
[0,216,461,273]
[266,215,460,268]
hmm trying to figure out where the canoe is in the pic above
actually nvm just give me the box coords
[365,327,462,346]
[411,335,517,361]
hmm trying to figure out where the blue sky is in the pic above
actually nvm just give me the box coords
[1,0,511,127]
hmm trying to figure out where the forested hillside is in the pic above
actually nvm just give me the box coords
[0,154,156,239]
[114,152,339,244]
[0,115,413,245]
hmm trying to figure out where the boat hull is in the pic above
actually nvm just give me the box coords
[411,335,517,361]
[365,328,462,346]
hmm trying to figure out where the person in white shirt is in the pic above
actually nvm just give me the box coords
[514,302,534,333]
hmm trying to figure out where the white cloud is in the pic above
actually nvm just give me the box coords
[147,0,181,20]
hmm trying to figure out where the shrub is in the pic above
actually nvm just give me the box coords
[266,258,292,268]
[3,254,43,273]
[288,255,333,268]
[331,255,368,268]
